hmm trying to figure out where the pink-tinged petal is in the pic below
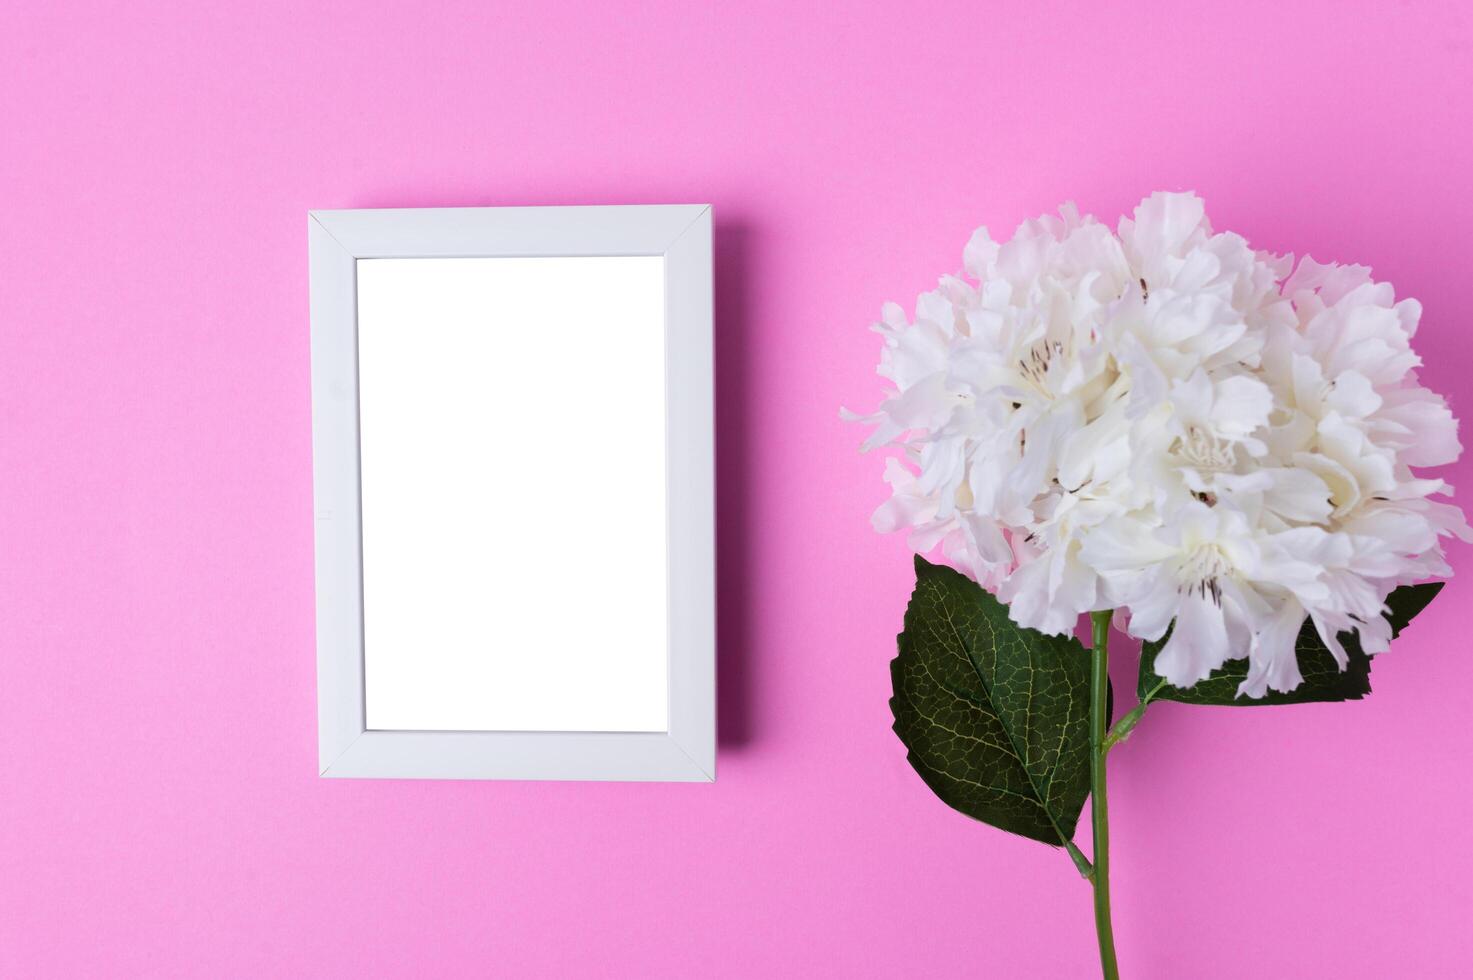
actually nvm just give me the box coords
[963,227,999,280]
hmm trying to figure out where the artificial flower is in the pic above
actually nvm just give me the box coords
[850,191,1468,696]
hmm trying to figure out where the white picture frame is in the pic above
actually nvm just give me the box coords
[308,204,714,781]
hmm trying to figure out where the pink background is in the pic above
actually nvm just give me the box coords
[4,2,1472,977]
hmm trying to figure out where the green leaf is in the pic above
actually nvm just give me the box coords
[1136,582,1444,706]
[890,555,1094,846]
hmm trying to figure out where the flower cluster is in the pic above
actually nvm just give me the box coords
[849,192,1468,696]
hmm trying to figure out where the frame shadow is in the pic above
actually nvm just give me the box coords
[714,219,757,750]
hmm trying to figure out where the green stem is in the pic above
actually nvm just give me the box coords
[1089,611,1121,980]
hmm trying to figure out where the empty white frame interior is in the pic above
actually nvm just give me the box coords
[357,256,668,733]
[309,205,714,781]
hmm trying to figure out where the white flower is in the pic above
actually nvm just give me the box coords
[849,191,1468,697]
[1079,501,1329,690]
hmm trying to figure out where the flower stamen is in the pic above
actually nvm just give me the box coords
[1178,544,1229,606]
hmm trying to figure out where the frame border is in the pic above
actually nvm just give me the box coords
[308,205,714,781]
